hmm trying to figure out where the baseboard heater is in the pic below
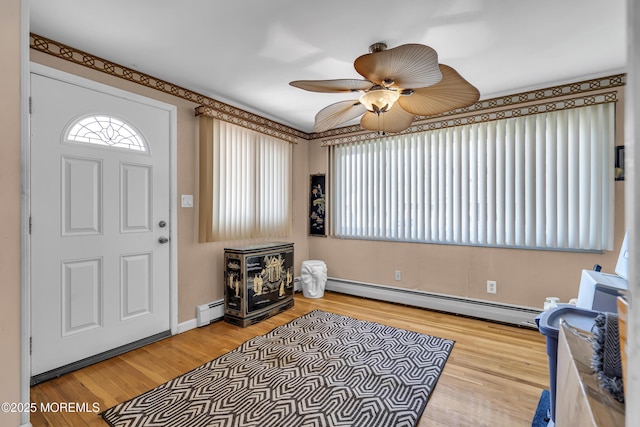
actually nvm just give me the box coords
[197,299,225,327]
[325,278,541,328]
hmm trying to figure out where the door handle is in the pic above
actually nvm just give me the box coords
[158,236,169,244]
[159,220,167,228]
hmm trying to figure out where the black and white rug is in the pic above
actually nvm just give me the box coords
[102,310,454,427]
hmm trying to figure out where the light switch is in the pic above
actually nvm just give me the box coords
[181,194,194,208]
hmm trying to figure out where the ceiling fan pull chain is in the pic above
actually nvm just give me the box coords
[377,112,385,136]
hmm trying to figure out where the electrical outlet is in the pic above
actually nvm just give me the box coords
[394,270,402,281]
[487,280,497,294]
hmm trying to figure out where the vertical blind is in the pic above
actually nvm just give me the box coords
[330,103,615,251]
[199,116,292,242]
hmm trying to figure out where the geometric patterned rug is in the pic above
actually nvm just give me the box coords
[101,310,454,427]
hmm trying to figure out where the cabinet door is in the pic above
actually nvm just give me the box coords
[224,254,243,314]
[247,249,294,314]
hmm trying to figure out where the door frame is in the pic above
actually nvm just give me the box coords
[21,62,178,420]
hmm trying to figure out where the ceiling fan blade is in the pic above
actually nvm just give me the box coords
[354,44,442,89]
[314,100,368,132]
[360,103,416,134]
[397,64,480,116]
[290,79,373,93]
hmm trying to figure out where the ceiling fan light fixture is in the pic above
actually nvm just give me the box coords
[290,42,479,133]
[359,88,400,114]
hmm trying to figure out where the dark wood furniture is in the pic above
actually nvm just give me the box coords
[223,242,294,327]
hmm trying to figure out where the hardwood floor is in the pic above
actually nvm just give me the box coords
[30,291,549,426]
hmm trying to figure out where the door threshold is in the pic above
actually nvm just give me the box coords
[30,330,171,386]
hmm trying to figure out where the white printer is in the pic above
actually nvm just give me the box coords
[576,232,629,313]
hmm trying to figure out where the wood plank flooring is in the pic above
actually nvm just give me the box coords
[30,291,549,426]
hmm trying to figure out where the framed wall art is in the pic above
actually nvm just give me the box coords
[309,174,326,236]
[615,145,625,181]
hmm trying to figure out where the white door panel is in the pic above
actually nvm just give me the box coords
[61,156,103,235]
[121,252,153,320]
[30,73,171,377]
[121,163,153,233]
[61,257,103,336]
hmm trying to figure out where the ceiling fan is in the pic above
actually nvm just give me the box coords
[290,42,480,134]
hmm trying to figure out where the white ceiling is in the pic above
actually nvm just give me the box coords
[29,0,627,134]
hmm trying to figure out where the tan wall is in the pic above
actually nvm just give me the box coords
[30,50,310,324]
[308,101,627,309]
[26,32,627,321]
[0,1,23,425]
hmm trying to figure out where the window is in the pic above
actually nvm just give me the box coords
[65,115,148,152]
[199,117,292,242]
[330,103,615,251]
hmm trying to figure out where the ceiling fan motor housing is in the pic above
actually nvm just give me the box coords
[369,42,388,53]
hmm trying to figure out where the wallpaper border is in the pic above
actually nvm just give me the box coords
[31,32,624,147]
[30,33,305,144]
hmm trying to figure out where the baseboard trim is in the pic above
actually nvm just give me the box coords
[177,318,198,334]
[325,278,541,328]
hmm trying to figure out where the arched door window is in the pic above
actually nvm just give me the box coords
[64,115,148,153]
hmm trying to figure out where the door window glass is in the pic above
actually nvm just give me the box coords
[65,115,148,152]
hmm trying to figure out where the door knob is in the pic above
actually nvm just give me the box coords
[158,236,169,244]
[159,220,167,228]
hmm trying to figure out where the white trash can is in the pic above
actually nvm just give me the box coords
[301,260,327,298]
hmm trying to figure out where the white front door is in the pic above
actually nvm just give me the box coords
[30,72,172,378]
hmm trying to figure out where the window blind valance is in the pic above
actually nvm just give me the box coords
[320,89,619,147]
[195,106,299,144]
